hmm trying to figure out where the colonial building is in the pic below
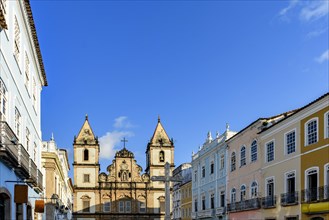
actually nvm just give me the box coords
[191,126,236,220]
[42,136,73,220]
[0,0,47,219]
[73,116,175,220]
[172,163,192,220]
[180,174,192,220]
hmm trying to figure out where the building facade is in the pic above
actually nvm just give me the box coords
[42,137,73,220]
[172,163,192,220]
[0,0,47,219]
[191,126,236,220]
[73,116,175,220]
[181,179,192,220]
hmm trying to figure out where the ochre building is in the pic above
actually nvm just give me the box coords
[72,116,175,220]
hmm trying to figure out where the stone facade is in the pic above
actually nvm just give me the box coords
[73,116,175,220]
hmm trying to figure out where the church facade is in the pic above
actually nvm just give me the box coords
[73,116,175,220]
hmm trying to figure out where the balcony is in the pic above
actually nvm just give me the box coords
[17,144,30,178]
[0,121,19,168]
[215,207,226,215]
[228,198,261,212]
[191,212,197,219]
[262,196,276,208]
[197,209,215,218]
[29,158,38,186]
[281,192,299,206]
[37,169,43,191]
[301,186,329,203]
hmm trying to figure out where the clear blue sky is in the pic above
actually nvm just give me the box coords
[30,0,328,175]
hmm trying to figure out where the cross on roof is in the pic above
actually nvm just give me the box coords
[121,137,128,149]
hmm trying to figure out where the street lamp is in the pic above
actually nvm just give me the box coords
[51,194,59,208]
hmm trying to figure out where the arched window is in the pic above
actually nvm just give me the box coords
[231,152,236,172]
[240,185,246,201]
[251,140,257,162]
[84,149,89,161]
[240,146,246,167]
[231,188,236,203]
[305,118,318,145]
[0,79,7,121]
[251,181,258,198]
[159,151,165,162]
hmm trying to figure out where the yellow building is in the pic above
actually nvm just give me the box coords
[181,181,192,220]
[300,93,329,220]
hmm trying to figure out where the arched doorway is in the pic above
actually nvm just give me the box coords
[0,188,11,220]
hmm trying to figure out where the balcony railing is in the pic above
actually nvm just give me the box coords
[191,212,197,219]
[262,196,276,208]
[227,198,261,212]
[301,186,329,203]
[281,192,299,206]
[215,206,226,215]
[29,158,38,185]
[197,209,214,218]
[17,144,30,178]
[0,121,19,167]
[37,169,43,191]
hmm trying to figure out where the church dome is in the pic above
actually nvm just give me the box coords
[115,147,134,158]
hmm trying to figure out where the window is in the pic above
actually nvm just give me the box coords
[16,203,23,220]
[24,53,30,90]
[240,185,246,201]
[306,119,318,145]
[286,130,296,154]
[210,162,214,174]
[82,200,90,213]
[14,17,20,62]
[119,201,124,213]
[266,178,274,197]
[0,191,11,220]
[251,181,258,198]
[231,188,236,203]
[305,168,318,202]
[194,198,198,212]
[125,201,131,213]
[240,146,246,167]
[286,171,295,194]
[103,202,111,212]
[220,154,224,169]
[266,141,274,162]
[325,112,329,138]
[0,79,7,121]
[231,152,236,172]
[33,142,37,162]
[210,193,215,209]
[26,128,30,151]
[15,108,21,139]
[159,151,164,162]
[325,164,329,199]
[194,170,197,182]
[201,195,206,210]
[202,166,205,178]
[83,174,90,183]
[139,201,146,213]
[251,140,257,162]
[220,191,225,207]
[160,200,165,213]
[83,149,89,161]
[32,79,37,108]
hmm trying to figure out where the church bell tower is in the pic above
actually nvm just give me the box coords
[145,117,175,177]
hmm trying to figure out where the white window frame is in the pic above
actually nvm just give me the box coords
[103,201,111,212]
[0,79,7,121]
[125,201,131,213]
[139,201,146,213]
[15,107,21,140]
[119,201,124,213]
[240,184,246,201]
[265,176,275,197]
[250,181,258,198]
[231,188,236,203]
[231,151,236,172]
[284,170,296,193]
[210,160,214,175]
[284,128,296,155]
[14,16,21,63]
[220,154,225,170]
[305,118,318,146]
[325,163,329,199]
[304,167,319,200]
[265,140,275,163]
[240,145,246,167]
[250,140,257,162]
[324,111,329,139]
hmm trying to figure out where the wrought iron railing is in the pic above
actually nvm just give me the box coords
[0,121,19,165]
[227,198,261,212]
[17,144,30,176]
[29,158,38,184]
[37,169,43,190]
[281,192,298,206]
[301,186,329,203]
[261,196,276,208]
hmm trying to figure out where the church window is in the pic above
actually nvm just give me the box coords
[14,16,20,62]
[83,149,89,161]
[82,200,90,213]
[139,201,146,213]
[83,174,90,183]
[118,172,121,178]
[160,201,165,213]
[0,79,7,121]
[125,201,131,213]
[122,172,127,181]
[119,201,124,213]
[159,151,165,162]
[103,201,111,212]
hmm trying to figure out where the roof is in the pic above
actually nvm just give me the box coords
[75,115,97,144]
[24,0,47,86]
[115,147,134,158]
[259,92,329,133]
[149,116,171,145]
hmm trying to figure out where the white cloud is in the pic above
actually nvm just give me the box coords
[279,0,299,17]
[300,1,329,21]
[99,131,134,159]
[306,27,328,39]
[315,49,329,63]
[113,116,133,129]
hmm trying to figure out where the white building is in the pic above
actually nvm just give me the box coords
[191,125,236,220]
[0,0,47,219]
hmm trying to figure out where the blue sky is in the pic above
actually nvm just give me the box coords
[30,0,328,175]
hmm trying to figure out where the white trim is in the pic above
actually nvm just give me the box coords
[231,188,236,203]
[284,170,296,193]
[324,163,329,187]
[264,139,275,163]
[240,145,247,167]
[240,184,246,201]
[324,111,329,139]
[250,180,258,198]
[230,150,236,172]
[284,128,297,156]
[304,117,319,146]
[304,167,319,200]
[265,176,275,197]
[250,139,258,163]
